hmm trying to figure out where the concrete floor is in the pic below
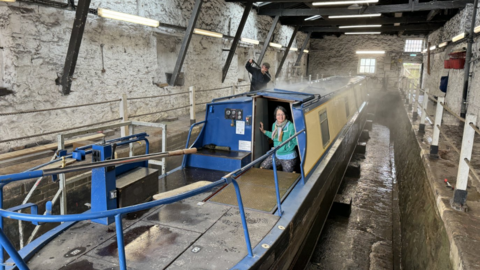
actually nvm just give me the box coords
[308,123,397,270]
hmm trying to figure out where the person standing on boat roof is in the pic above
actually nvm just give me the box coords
[246,59,271,91]
[259,106,297,172]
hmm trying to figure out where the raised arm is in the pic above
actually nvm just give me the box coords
[245,59,255,74]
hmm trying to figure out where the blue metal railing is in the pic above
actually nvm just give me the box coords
[0,128,306,270]
[25,133,149,172]
[221,128,306,216]
[182,121,206,167]
[185,121,206,149]
[0,178,226,270]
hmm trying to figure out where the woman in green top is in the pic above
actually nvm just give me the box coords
[259,106,298,172]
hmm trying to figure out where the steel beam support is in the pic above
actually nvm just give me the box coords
[222,2,253,83]
[170,0,203,86]
[60,0,91,95]
[276,26,298,78]
[258,1,473,16]
[280,16,450,26]
[295,32,311,67]
[427,9,440,21]
[257,15,280,65]
[461,0,478,117]
[301,24,442,32]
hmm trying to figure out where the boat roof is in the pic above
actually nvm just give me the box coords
[212,76,365,104]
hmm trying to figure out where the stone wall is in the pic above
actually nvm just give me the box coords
[422,4,480,126]
[0,0,308,152]
[308,34,423,91]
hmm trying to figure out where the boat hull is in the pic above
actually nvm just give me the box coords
[249,101,368,270]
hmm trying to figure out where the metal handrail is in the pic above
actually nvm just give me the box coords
[223,129,306,180]
[0,148,186,185]
[0,149,268,269]
[0,179,225,223]
[0,129,306,270]
[185,121,206,149]
[222,129,306,215]
[182,121,206,168]
[0,170,227,270]
[16,134,151,246]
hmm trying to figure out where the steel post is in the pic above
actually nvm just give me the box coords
[453,114,477,208]
[231,179,253,257]
[271,154,283,217]
[413,87,420,120]
[120,94,129,137]
[461,0,479,117]
[115,214,127,270]
[419,88,429,133]
[430,97,445,158]
[189,86,196,125]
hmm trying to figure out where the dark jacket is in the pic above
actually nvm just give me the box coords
[245,61,271,91]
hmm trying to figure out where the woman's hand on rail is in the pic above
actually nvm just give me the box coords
[259,122,265,133]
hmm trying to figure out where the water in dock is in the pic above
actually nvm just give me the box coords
[308,122,400,270]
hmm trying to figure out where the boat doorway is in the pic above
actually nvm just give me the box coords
[252,97,296,165]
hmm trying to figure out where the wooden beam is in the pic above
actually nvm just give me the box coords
[258,1,473,16]
[0,134,105,162]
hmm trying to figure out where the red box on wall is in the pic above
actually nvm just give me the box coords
[444,60,452,69]
[450,58,465,69]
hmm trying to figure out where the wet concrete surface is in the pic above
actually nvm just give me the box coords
[166,208,279,270]
[308,123,396,270]
[146,199,230,233]
[87,221,201,270]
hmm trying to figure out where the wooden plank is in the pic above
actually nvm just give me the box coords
[42,158,77,170]
[0,150,54,169]
[0,134,105,162]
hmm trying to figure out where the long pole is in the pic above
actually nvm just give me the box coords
[0,149,197,183]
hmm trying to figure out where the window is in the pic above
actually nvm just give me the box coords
[358,58,376,74]
[344,97,350,117]
[404,39,423,52]
[319,110,330,148]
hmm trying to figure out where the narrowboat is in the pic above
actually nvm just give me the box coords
[0,75,369,270]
